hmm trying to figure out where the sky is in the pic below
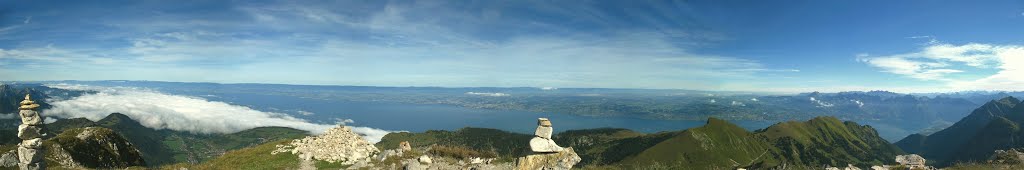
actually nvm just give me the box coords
[1,0,1023,93]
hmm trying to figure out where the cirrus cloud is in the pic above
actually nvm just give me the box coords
[859,42,1024,91]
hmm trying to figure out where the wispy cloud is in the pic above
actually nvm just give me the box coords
[860,42,1024,91]
[0,0,797,90]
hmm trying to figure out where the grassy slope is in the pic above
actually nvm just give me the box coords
[378,116,902,169]
[619,118,777,169]
[758,117,903,167]
[377,127,532,159]
[159,140,302,170]
[552,128,644,166]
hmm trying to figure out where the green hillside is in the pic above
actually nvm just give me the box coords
[25,113,310,167]
[618,118,778,169]
[381,116,903,169]
[377,127,533,159]
[757,117,902,167]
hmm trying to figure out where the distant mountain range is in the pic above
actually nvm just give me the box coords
[897,96,1024,167]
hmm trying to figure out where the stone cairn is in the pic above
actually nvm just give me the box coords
[529,118,562,153]
[517,118,580,170]
[18,94,45,170]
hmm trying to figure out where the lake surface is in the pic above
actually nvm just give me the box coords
[177,91,776,134]
[47,81,915,141]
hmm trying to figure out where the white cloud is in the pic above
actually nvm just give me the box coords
[0,1,799,91]
[809,97,834,107]
[41,84,393,143]
[465,92,510,97]
[730,101,745,106]
[860,42,1024,91]
[948,45,1024,91]
[750,98,758,102]
[851,99,864,107]
[296,110,315,116]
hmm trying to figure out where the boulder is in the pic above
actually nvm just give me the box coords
[403,160,426,170]
[529,137,563,153]
[895,154,925,166]
[377,150,397,162]
[418,155,432,164]
[515,147,581,170]
[0,150,17,167]
[19,138,42,149]
[399,141,412,151]
[16,147,42,164]
[17,125,42,140]
[18,110,42,126]
[534,126,553,139]
[21,162,43,170]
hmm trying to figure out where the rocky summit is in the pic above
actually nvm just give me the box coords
[273,125,379,165]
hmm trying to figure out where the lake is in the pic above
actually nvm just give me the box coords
[183,91,776,135]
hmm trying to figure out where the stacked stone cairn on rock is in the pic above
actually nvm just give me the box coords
[529,118,562,153]
[516,118,581,170]
[17,94,45,170]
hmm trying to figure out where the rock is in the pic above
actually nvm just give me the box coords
[991,149,1024,164]
[403,160,426,170]
[399,141,412,151]
[534,126,553,139]
[16,125,42,140]
[19,138,42,149]
[377,150,397,162]
[418,155,432,164]
[0,150,17,167]
[895,154,926,167]
[870,166,886,170]
[272,125,379,165]
[20,162,43,170]
[515,147,581,170]
[537,118,551,127]
[470,157,489,164]
[16,147,41,164]
[529,137,563,153]
[17,110,42,126]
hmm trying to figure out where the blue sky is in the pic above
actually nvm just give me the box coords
[1,0,1023,93]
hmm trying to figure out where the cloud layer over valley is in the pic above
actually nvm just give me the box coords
[41,84,391,143]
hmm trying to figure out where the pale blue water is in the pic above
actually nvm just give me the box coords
[189,92,775,134]
[45,81,911,141]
